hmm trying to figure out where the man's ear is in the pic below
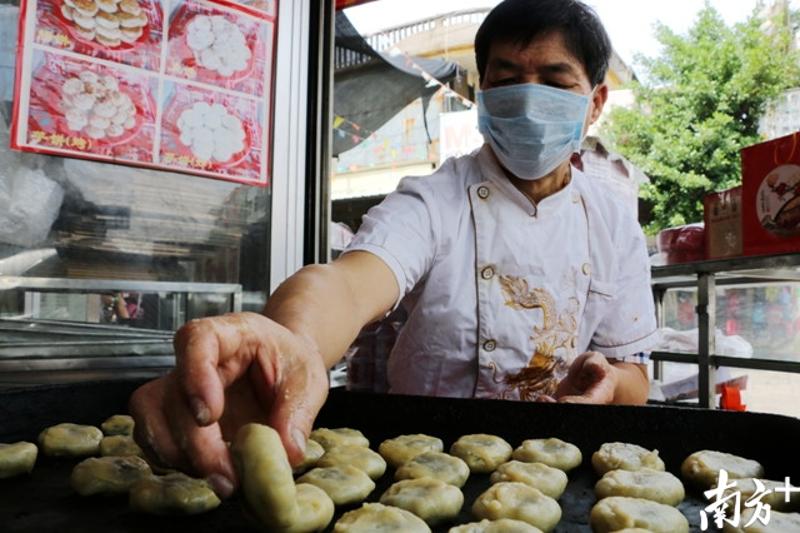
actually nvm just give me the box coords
[589,83,609,125]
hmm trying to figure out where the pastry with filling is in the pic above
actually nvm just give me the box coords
[297,465,375,506]
[395,451,470,488]
[316,444,386,480]
[595,468,685,506]
[39,423,103,457]
[724,478,800,512]
[490,461,568,499]
[70,455,151,495]
[449,519,543,533]
[100,435,144,457]
[450,434,512,474]
[722,509,800,532]
[512,438,582,472]
[472,481,561,532]
[379,434,444,468]
[589,496,689,533]
[231,423,298,528]
[278,483,335,533]
[333,502,431,532]
[591,442,665,476]
[681,450,764,488]
[293,438,325,475]
[0,442,38,479]
[379,478,463,525]
[129,473,220,514]
[101,414,134,436]
[309,428,369,451]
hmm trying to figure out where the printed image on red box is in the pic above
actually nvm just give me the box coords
[159,82,264,183]
[33,0,164,72]
[25,50,157,161]
[165,0,271,97]
[227,0,276,18]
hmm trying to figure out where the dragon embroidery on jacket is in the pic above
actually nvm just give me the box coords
[489,275,578,400]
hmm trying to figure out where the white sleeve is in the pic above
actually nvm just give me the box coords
[343,176,439,309]
[589,217,660,360]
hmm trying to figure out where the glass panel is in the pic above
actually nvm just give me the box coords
[720,367,800,419]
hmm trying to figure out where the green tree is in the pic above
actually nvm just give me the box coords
[602,2,800,234]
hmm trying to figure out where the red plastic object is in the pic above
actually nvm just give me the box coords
[719,384,746,411]
[657,224,706,264]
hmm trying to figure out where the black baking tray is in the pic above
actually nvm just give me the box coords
[1,379,799,532]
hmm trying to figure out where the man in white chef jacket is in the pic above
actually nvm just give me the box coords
[131,0,659,497]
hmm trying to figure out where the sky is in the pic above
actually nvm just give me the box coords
[345,0,777,70]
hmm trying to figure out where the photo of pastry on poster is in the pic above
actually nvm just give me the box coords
[10,0,275,186]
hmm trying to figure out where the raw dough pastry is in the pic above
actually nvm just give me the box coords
[723,509,800,532]
[681,450,764,488]
[297,465,375,506]
[293,439,325,475]
[450,434,512,474]
[231,423,298,528]
[595,468,685,506]
[309,428,369,451]
[70,455,151,495]
[101,414,134,436]
[100,435,144,457]
[333,502,431,532]
[379,434,444,468]
[449,519,543,533]
[379,478,463,525]
[129,473,220,514]
[395,451,470,488]
[591,442,665,476]
[317,445,387,480]
[512,438,582,472]
[279,483,335,533]
[490,461,568,499]
[39,423,103,457]
[589,496,689,533]
[726,478,800,512]
[471,481,561,532]
[0,442,38,479]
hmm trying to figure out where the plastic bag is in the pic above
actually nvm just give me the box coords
[0,167,64,248]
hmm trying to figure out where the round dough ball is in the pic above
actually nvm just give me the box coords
[293,438,325,475]
[592,442,665,476]
[471,481,561,532]
[726,478,800,512]
[333,502,431,532]
[681,450,764,488]
[724,509,800,533]
[317,445,386,480]
[279,483,335,533]
[297,465,375,506]
[590,496,688,533]
[129,473,221,515]
[309,428,369,451]
[595,468,685,506]
[231,423,297,528]
[379,478,463,526]
[70,456,151,496]
[490,461,568,500]
[450,434,512,474]
[395,451,470,488]
[379,434,444,468]
[101,414,134,436]
[39,423,103,457]
[512,438,582,472]
[0,442,38,479]
[449,519,543,533]
[100,435,143,458]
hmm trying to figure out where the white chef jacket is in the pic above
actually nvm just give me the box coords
[345,145,658,399]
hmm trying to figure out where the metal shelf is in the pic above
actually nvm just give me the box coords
[651,252,800,409]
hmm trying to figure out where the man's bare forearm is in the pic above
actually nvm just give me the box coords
[262,252,398,369]
[611,362,650,405]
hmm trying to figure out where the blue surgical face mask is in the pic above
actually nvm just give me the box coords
[477,83,593,181]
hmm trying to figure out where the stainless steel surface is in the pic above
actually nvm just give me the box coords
[697,273,716,408]
[652,252,800,277]
[0,276,243,296]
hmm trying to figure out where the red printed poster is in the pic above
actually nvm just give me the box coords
[11,0,276,186]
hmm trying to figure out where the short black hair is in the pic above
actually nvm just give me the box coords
[475,0,612,86]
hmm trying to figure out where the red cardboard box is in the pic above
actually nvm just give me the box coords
[741,132,800,256]
[704,186,742,260]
